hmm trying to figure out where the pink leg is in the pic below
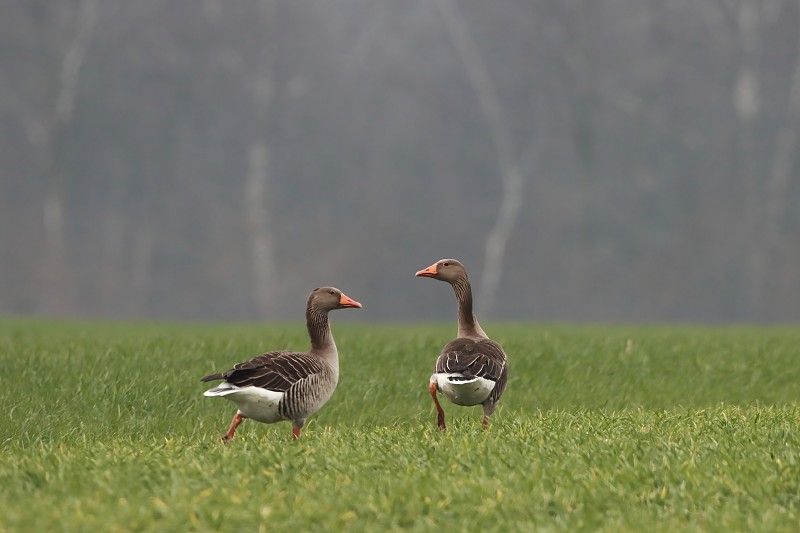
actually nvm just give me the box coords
[429,382,446,431]
[222,412,245,442]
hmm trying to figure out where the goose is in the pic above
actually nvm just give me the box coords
[415,259,508,431]
[201,287,362,441]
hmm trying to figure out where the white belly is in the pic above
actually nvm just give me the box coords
[204,384,284,424]
[434,373,495,406]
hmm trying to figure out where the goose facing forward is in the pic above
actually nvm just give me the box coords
[415,259,508,431]
[201,287,362,441]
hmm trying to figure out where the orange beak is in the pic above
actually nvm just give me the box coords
[415,263,438,278]
[339,293,362,308]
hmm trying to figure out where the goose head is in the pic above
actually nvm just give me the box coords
[415,259,468,283]
[309,287,362,311]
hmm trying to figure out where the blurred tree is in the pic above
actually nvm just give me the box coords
[28,0,98,314]
[0,0,798,322]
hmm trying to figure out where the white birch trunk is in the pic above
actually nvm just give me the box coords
[435,0,525,315]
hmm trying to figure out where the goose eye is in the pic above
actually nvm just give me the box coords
[329,290,336,295]
[442,262,450,267]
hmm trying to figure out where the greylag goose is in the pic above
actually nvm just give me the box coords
[415,259,508,431]
[201,287,361,441]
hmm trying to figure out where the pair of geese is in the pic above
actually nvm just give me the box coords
[201,259,509,441]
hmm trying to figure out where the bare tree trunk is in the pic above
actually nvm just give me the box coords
[130,219,157,316]
[766,60,800,236]
[244,0,279,318]
[708,0,792,319]
[435,0,525,316]
[39,0,98,314]
[559,0,599,278]
[761,26,800,317]
[244,140,277,317]
[99,181,127,312]
[731,0,765,317]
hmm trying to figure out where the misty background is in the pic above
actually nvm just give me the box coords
[2,0,799,323]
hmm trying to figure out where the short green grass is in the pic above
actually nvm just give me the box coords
[1,319,800,531]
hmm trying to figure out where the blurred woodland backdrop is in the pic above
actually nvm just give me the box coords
[2,0,800,323]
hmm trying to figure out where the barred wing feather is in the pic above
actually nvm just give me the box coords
[201,351,326,392]
[435,338,508,403]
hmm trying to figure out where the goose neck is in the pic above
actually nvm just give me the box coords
[306,306,337,357]
[452,277,487,339]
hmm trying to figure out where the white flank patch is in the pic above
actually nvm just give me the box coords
[204,383,285,424]
[434,373,495,406]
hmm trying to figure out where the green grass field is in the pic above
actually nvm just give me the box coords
[1,319,799,532]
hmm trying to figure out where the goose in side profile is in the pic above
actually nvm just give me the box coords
[201,287,362,441]
[415,259,508,431]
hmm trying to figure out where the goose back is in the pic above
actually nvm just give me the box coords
[434,337,508,406]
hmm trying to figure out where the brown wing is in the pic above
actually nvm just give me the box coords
[435,338,509,404]
[435,338,507,380]
[488,352,509,405]
[200,351,326,392]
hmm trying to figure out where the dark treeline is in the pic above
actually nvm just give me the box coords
[1,0,799,323]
